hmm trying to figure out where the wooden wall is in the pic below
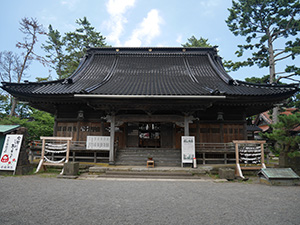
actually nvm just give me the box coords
[189,123,244,144]
[56,121,245,149]
[56,121,110,141]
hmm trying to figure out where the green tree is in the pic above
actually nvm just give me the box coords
[42,25,65,79]
[263,113,300,167]
[245,75,270,84]
[182,36,213,47]
[43,17,108,79]
[245,75,300,112]
[226,0,300,123]
[0,107,54,140]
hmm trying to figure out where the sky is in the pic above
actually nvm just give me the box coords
[0,0,285,82]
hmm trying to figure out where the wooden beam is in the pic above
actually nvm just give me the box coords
[233,140,266,144]
[109,114,115,164]
[116,114,184,123]
[40,137,73,140]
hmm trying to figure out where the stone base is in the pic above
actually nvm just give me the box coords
[15,165,33,175]
[57,175,78,179]
[63,162,79,176]
[219,168,235,180]
[260,177,300,186]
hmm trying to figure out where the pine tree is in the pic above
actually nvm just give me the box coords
[226,0,300,123]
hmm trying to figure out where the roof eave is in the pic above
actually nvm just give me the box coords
[73,94,226,99]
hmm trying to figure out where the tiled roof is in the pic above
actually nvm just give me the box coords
[1,47,299,97]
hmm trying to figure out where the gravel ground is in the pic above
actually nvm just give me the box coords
[0,175,299,225]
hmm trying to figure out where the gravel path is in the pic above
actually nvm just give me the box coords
[0,175,299,225]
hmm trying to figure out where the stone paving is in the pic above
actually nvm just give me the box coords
[1,173,299,225]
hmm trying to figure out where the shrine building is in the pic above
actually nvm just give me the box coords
[2,47,298,166]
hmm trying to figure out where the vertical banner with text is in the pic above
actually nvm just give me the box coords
[181,136,195,164]
[0,135,23,171]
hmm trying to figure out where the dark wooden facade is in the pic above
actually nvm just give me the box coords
[2,47,298,165]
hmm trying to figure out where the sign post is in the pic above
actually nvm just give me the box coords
[181,136,195,167]
[0,134,23,175]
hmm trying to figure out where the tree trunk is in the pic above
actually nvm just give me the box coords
[10,97,17,117]
[272,106,279,124]
[268,35,279,124]
[279,151,289,168]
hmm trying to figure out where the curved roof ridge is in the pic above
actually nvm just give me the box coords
[84,56,119,93]
[183,57,198,83]
[214,57,235,84]
[206,53,233,84]
[64,53,93,84]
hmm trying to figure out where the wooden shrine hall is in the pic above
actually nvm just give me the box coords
[2,47,298,166]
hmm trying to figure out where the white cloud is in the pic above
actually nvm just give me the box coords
[176,34,182,44]
[105,0,136,46]
[60,0,80,11]
[124,9,163,47]
[199,0,222,16]
[106,0,135,16]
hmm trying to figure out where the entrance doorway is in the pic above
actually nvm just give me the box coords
[139,123,160,148]
[126,122,174,148]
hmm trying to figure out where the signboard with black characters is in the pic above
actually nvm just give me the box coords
[181,136,195,164]
[0,135,23,172]
[86,136,110,150]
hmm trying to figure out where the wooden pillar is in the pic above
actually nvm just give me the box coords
[196,120,200,143]
[100,120,104,136]
[220,122,224,143]
[76,121,80,141]
[109,114,115,164]
[184,116,189,136]
[172,123,176,149]
[243,112,247,140]
[53,108,58,136]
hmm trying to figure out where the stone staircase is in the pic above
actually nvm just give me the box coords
[88,166,208,179]
[115,148,181,167]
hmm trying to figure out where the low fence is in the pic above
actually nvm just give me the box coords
[195,142,236,164]
[29,140,110,163]
[195,142,270,165]
[29,140,270,165]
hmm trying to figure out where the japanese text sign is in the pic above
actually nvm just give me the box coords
[0,135,23,171]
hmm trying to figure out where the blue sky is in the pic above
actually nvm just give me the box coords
[0,0,274,82]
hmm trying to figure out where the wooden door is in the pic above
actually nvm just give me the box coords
[127,123,139,147]
[160,123,173,148]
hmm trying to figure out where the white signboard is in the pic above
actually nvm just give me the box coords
[0,135,23,171]
[181,136,195,163]
[86,136,110,150]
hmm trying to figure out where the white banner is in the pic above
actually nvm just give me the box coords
[0,135,23,171]
[86,136,110,150]
[181,136,195,163]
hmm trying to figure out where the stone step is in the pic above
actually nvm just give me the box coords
[117,150,180,153]
[88,166,208,175]
[116,152,180,156]
[115,148,182,166]
[116,157,180,161]
[116,153,180,157]
[115,162,181,167]
[105,171,193,176]
[115,160,181,163]
[97,174,202,179]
